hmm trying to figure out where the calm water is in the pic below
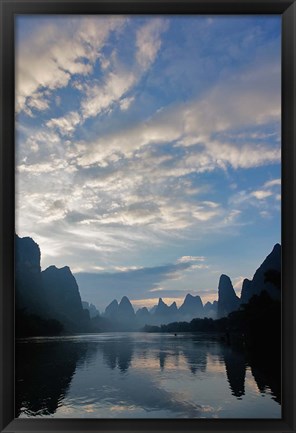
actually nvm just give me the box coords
[16,332,281,418]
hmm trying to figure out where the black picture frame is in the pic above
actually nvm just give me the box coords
[0,0,295,432]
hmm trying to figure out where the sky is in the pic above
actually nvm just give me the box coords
[15,15,281,311]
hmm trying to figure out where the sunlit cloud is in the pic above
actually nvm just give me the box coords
[177,256,206,263]
[264,178,281,188]
[80,18,168,121]
[251,190,273,200]
[46,112,81,136]
[16,16,127,115]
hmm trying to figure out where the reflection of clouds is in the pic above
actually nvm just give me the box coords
[245,368,262,395]
[131,352,186,371]
[52,334,217,417]
[206,354,226,374]
[17,333,281,418]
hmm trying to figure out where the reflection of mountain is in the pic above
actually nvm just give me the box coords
[220,342,281,404]
[15,341,89,416]
[102,337,134,372]
[16,334,281,418]
[98,335,211,416]
[158,350,167,370]
[221,346,246,398]
[249,352,281,404]
[182,340,207,375]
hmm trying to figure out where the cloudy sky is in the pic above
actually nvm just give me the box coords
[15,15,281,311]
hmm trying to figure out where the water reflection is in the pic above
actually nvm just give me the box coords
[15,333,281,418]
[222,346,246,399]
[15,340,89,416]
[249,352,281,404]
[182,340,207,375]
[158,350,167,370]
[102,338,134,372]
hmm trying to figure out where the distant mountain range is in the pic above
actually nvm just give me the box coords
[82,301,100,319]
[15,233,281,334]
[101,243,281,326]
[102,293,214,328]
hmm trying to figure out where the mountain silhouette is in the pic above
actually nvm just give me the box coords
[15,235,46,316]
[154,298,170,316]
[104,295,208,328]
[16,232,281,333]
[240,243,281,304]
[136,307,150,319]
[105,299,119,318]
[15,234,90,334]
[118,296,135,318]
[42,265,89,332]
[169,301,178,314]
[203,300,218,318]
[103,297,137,330]
[179,293,204,320]
[217,274,240,318]
[82,301,100,319]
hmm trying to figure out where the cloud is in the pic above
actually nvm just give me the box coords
[264,178,281,188]
[81,70,137,119]
[229,177,281,218]
[75,261,192,306]
[16,126,225,233]
[46,112,81,136]
[120,96,135,111]
[26,93,50,113]
[71,251,218,308]
[74,52,280,170]
[80,19,169,121]
[16,16,127,114]
[15,16,281,307]
[177,256,205,263]
[136,18,169,70]
[199,140,280,170]
[74,254,213,309]
[251,190,273,200]
[250,178,281,202]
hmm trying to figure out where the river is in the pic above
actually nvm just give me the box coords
[15,332,281,418]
